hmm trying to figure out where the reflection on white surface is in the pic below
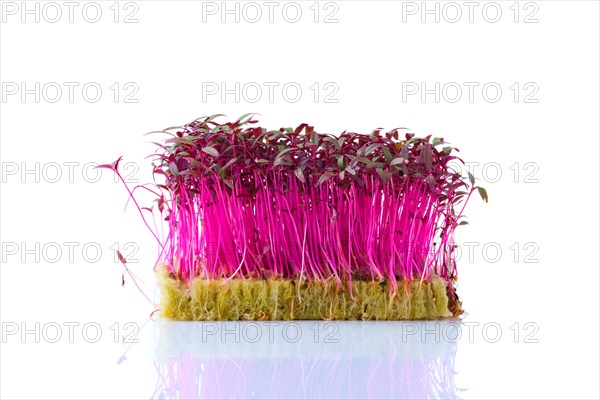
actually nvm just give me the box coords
[150,320,462,399]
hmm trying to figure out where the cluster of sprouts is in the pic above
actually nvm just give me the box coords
[101,114,486,292]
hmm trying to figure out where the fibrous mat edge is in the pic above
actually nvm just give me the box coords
[157,268,460,321]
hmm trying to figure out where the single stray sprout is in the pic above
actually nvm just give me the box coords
[99,114,487,319]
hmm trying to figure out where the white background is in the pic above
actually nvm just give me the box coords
[1,1,599,399]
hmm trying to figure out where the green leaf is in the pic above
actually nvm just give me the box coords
[364,143,381,156]
[345,165,356,175]
[405,137,418,146]
[458,220,469,226]
[165,137,196,146]
[161,126,185,133]
[335,155,345,169]
[274,148,295,166]
[221,157,238,171]
[294,167,306,183]
[273,157,291,167]
[202,146,220,157]
[317,172,334,186]
[205,113,226,123]
[376,168,391,183]
[179,170,202,177]
[432,137,443,146]
[168,162,179,176]
[400,145,409,159]
[467,171,475,186]
[310,131,319,145]
[353,156,374,167]
[390,157,405,166]
[442,146,453,153]
[276,147,294,157]
[236,112,256,124]
[477,186,488,203]
[323,136,341,151]
[382,147,393,162]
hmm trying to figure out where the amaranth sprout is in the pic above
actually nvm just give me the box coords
[99,114,487,320]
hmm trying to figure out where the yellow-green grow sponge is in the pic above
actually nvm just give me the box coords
[157,267,462,321]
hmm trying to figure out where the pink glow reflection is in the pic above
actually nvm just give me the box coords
[151,321,461,399]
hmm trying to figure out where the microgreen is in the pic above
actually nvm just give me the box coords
[102,114,486,292]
